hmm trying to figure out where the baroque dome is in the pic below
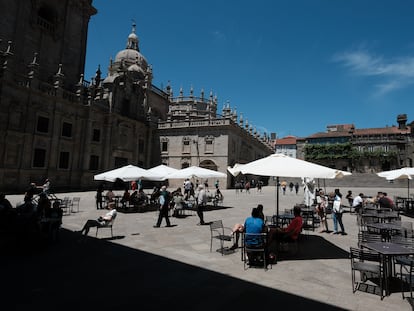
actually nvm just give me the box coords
[113,22,148,72]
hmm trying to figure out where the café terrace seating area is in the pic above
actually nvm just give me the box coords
[4,186,414,311]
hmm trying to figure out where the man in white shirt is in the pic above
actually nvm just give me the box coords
[196,185,207,225]
[78,205,117,236]
[352,193,364,213]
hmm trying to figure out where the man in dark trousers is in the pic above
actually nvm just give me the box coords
[154,186,172,228]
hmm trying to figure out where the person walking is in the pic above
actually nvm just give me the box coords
[96,184,104,209]
[333,190,346,235]
[154,186,172,228]
[196,185,207,225]
[294,182,299,194]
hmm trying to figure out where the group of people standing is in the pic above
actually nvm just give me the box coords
[154,181,222,228]
[315,188,347,235]
[280,181,300,195]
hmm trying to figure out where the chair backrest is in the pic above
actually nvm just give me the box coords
[350,247,381,263]
[243,232,267,249]
[265,216,273,226]
[357,232,382,247]
[106,212,117,226]
[210,220,223,230]
[391,235,414,246]
[72,197,80,203]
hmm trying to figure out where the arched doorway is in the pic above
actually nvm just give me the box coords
[199,159,218,171]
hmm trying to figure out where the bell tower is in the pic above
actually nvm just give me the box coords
[0,0,97,89]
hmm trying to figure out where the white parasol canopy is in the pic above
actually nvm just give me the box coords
[166,166,227,179]
[377,167,414,197]
[240,153,352,216]
[240,153,351,179]
[93,165,151,182]
[145,164,179,181]
[227,163,245,177]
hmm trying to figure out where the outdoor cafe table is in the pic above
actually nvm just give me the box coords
[361,241,414,296]
[274,213,294,227]
[366,223,402,241]
[102,195,122,209]
[361,212,400,223]
[396,197,414,213]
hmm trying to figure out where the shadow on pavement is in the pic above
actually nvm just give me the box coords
[1,229,347,311]
[278,235,350,261]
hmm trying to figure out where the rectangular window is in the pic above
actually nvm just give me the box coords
[138,139,145,153]
[89,155,99,170]
[92,129,100,142]
[59,152,70,169]
[162,141,168,152]
[61,122,72,138]
[37,116,49,133]
[183,140,190,153]
[205,140,213,153]
[33,148,46,167]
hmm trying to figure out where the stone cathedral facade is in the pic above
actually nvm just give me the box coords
[0,0,273,192]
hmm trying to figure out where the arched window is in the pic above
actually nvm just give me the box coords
[199,159,217,171]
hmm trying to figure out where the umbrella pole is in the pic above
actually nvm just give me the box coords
[408,179,410,198]
[276,176,280,220]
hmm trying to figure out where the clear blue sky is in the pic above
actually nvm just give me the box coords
[85,0,414,138]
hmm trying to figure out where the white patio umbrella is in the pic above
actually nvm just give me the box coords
[93,164,151,182]
[377,167,414,198]
[166,166,227,180]
[240,153,352,216]
[145,164,179,181]
[227,163,245,177]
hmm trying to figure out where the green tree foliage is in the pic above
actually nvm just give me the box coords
[304,143,397,162]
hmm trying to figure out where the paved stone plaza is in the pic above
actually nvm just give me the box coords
[3,185,414,310]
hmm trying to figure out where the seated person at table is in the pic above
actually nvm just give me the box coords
[120,189,130,208]
[256,203,265,221]
[138,189,148,205]
[268,205,303,251]
[78,205,117,236]
[36,192,51,218]
[244,207,268,264]
[106,189,115,209]
[352,193,364,213]
[229,206,266,250]
[149,187,160,205]
[214,188,224,202]
[377,192,395,210]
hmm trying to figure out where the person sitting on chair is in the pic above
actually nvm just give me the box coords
[229,204,265,250]
[268,205,303,252]
[243,207,267,265]
[120,189,130,208]
[78,205,117,236]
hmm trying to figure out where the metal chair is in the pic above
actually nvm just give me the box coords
[242,232,270,270]
[96,213,116,238]
[357,231,383,248]
[209,220,233,255]
[395,255,414,299]
[349,247,384,300]
[70,197,80,213]
[59,197,71,215]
